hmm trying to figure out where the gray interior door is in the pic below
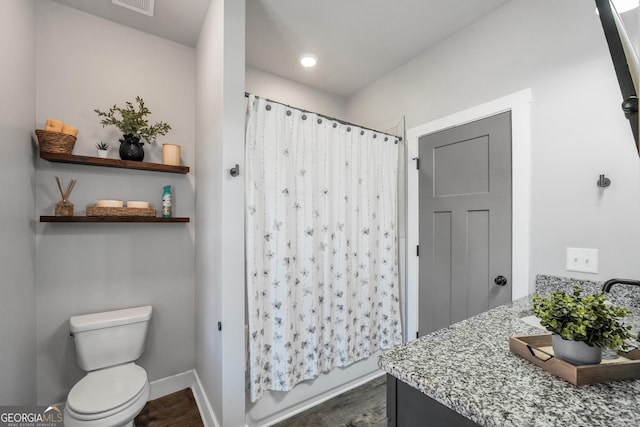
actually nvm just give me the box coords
[418,112,512,336]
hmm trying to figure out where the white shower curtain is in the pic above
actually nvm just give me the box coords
[245,95,402,402]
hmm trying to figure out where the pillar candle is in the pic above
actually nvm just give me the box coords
[162,144,181,166]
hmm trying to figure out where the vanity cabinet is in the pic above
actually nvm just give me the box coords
[386,375,478,427]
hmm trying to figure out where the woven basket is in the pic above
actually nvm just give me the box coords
[35,129,76,154]
[86,206,156,217]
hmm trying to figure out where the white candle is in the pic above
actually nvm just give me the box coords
[162,144,181,166]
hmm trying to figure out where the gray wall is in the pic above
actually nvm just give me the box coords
[0,0,36,405]
[346,0,640,286]
[195,1,246,425]
[246,66,348,118]
[35,1,196,404]
[195,0,224,422]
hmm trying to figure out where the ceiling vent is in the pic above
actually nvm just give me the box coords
[112,0,155,17]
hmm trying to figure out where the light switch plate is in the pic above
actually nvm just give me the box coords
[566,247,599,274]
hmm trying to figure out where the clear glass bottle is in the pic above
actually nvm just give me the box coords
[55,198,74,216]
[601,347,619,360]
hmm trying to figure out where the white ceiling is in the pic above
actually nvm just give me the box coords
[53,0,512,97]
[246,0,512,97]
[52,0,211,47]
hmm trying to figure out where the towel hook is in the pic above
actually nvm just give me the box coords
[229,164,240,177]
[597,174,611,188]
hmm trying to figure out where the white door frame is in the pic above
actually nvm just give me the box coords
[406,89,532,342]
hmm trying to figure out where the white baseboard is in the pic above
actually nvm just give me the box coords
[149,369,219,427]
[192,370,220,427]
[148,370,195,400]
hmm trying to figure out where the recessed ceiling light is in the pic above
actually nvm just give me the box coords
[300,54,318,68]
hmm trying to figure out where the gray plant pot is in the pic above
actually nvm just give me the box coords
[551,334,602,365]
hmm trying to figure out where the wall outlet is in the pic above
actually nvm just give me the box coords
[566,247,599,274]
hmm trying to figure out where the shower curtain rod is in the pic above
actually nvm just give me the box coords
[245,92,402,142]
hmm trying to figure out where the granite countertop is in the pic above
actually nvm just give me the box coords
[379,275,640,427]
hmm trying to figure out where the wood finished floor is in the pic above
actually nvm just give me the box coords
[135,388,204,427]
[133,376,386,427]
[273,375,387,427]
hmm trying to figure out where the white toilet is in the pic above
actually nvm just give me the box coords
[64,305,153,427]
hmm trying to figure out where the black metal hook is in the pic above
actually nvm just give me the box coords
[597,174,611,188]
[230,164,240,177]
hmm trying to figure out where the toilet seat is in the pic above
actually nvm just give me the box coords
[66,363,148,420]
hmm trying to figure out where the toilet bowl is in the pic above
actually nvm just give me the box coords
[64,306,152,427]
[64,363,149,427]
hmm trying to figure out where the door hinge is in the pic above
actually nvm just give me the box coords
[416,331,419,339]
[416,245,419,256]
[414,157,420,170]
[217,322,222,331]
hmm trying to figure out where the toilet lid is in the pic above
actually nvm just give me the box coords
[67,363,147,415]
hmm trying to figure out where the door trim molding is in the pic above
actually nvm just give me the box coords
[406,89,532,342]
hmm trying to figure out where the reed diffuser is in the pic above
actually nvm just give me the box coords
[54,176,77,216]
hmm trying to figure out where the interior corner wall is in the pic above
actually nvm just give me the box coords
[0,0,36,405]
[35,0,196,404]
[195,1,246,426]
[245,66,348,119]
[345,0,640,287]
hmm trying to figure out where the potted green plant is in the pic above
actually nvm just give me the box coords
[95,141,110,158]
[94,96,171,161]
[532,287,633,365]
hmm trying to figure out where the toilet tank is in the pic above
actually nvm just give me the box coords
[70,305,152,372]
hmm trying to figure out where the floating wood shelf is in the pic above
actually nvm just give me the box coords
[40,152,190,174]
[40,216,190,223]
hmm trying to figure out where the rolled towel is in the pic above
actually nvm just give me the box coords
[61,124,78,137]
[127,201,150,208]
[96,200,124,208]
[45,118,63,132]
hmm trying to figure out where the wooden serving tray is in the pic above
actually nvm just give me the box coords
[86,205,156,217]
[509,334,640,385]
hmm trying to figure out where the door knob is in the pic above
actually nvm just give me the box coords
[494,275,508,286]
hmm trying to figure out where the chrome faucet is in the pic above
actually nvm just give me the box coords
[601,278,640,293]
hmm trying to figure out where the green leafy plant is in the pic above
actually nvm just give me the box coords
[95,141,109,150]
[532,286,633,348]
[94,96,171,144]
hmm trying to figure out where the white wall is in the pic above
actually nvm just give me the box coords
[0,0,36,405]
[346,0,640,288]
[246,66,347,118]
[195,1,246,426]
[35,0,196,404]
[195,1,223,423]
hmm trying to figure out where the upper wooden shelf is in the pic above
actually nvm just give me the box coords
[40,152,190,174]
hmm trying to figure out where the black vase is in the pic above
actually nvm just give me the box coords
[119,134,144,161]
